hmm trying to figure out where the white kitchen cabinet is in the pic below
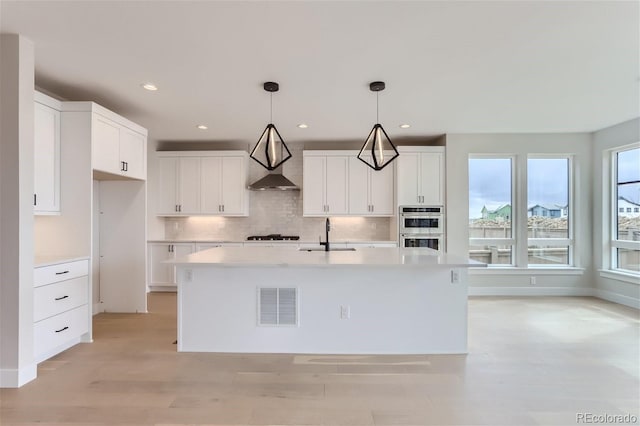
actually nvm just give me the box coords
[156,152,248,216]
[397,146,444,206]
[345,242,398,249]
[33,259,90,363]
[34,92,61,215]
[303,152,349,216]
[148,242,195,290]
[91,113,147,180]
[348,156,394,216]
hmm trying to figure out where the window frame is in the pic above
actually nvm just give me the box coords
[609,144,640,275]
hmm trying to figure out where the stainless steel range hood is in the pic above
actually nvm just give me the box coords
[248,171,299,191]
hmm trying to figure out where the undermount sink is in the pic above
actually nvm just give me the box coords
[298,247,357,252]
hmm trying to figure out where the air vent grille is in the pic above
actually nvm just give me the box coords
[258,287,298,326]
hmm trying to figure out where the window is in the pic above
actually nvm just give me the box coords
[469,155,573,268]
[527,158,571,266]
[469,157,514,265]
[611,146,640,273]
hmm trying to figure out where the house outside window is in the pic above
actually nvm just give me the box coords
[611,146,640,273]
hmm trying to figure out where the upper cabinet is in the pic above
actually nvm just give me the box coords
[303,151,395,217]
[34,92,62,215]
[62,101,148,181]
[92,114,146,180]
[303,152,349,216]
[397,146,444,206]
[348,155,394,216]
[156,151,249,216]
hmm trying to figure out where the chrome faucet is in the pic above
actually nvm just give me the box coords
[319,217,330,251]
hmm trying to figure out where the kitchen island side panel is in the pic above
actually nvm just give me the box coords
[177,266,468,354]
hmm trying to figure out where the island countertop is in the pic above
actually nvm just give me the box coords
[169,246,486,268]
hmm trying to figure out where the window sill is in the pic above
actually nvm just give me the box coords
[598,270,640,285]
[469,267,585,275]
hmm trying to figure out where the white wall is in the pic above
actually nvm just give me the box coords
[592,118,640,308]
[0,34,37,387]
[446,133,594,295]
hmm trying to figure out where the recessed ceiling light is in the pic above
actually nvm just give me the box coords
[399,123,411,129]
[141,83,158,91]
[197,125,208,130]
[297,123,309,129]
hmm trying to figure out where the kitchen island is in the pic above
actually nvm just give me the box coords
[171,246,484,354]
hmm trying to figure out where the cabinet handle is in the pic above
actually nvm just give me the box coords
[124,162,128,172]
[178,205,182,212]
[221,205,224,212]
[34,194,37,206]
[54,295,69,301]
[121,161,125,172]
[371,205,374,212]
[55,270,70,275]
[55,326,69,333]
[175,205,178,212]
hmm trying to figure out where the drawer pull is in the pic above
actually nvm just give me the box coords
[55,326,69,333]
[54,295,69,301]
[55,270,70,275]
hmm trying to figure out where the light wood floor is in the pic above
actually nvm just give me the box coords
[1,294,638,426]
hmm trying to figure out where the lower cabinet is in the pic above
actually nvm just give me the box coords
[148,243,195,290]
[33,259,90,363]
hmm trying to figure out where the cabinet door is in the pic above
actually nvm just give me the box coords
[220,156,247,215]
[420,152,443,205]
[397,152,420,205]
[172,244,195,284]
[157,157,179,214]
[149,244,174,286]
[303,156,326,216]
[34,102,60,214]
[369,161,395,215]
[119,127,146,180]
[348,157,370,215]
[200,157,222,214]
[178,158,201,214]
[325,156,348,214]
[92,116,120,175]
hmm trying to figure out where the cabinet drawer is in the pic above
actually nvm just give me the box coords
[34,304,88,358]
[34,276,88,322]
[34,259,88,287]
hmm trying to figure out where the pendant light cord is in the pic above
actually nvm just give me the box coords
[376,91,379,124]
[270,92,273,124]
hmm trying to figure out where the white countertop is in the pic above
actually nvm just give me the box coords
[148,239,397,245]
[169,246,485,268]
[35,254,89,268]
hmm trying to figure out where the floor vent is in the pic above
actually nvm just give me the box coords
[258,287,298,326]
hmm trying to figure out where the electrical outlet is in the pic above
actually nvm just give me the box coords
[451,269,460,284]
[530,276,536,285]
[340,305,350,319]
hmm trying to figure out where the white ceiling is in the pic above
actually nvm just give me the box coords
[1,1,638,144]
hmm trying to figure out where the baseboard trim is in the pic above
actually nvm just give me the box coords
[594,289,640,309]
[0,364,37,388]
[468,287,594,297]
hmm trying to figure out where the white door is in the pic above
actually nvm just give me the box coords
[119,128,146,180]
[220,156,246,215]
[420,152,443,205]
[92,116,120,175]
[157,157,179,214]
[149,244,174,286]
[178,157,201,214]
[369,161,394,215]
[348,156,370,215]
[397,152,420,205]
[303,156,326,215]
[325,156,349,214]
[200,156,222,214]
[34,102,60,213]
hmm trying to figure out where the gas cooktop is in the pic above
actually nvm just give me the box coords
[246,234,300,241]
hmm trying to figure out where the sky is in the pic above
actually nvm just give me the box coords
[468,149,640,219]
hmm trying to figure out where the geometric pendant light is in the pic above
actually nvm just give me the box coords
[250,82,292,170]
[357,81,399,171]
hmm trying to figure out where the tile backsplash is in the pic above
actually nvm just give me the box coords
[163,144,393,242]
